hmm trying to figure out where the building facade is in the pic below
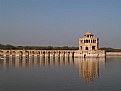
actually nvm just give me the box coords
[75,32,106,58]
[79,32,99,51]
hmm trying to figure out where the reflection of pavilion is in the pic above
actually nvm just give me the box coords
[79,58,105,83]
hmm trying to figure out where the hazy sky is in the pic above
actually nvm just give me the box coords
[0,0,121,48]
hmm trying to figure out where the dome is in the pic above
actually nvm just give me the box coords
[85,32,93,36]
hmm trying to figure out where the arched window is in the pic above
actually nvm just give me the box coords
[86,40,88,43]
[95,40,96,43]
[80,46,82,50]
[93,40,95,43]
[89,40,90,43]
[85,46,88,50]
[84,40,85,43]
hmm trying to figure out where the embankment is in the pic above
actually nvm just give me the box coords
[106,52,121,56]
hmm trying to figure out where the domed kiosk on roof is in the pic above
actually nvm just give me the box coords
[84,32,93,38]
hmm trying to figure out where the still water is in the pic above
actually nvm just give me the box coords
[0,56,121,91]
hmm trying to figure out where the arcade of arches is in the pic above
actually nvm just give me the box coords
[0,50,75,58]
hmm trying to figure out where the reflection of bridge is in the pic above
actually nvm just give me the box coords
[0,56,75,69]
[0,50,75,58]
[0,56,105,83]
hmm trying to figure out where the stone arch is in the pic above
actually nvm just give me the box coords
[0,51,4,57]
[6,51,10,56]
[63,51,65,57]
[53,51,56,57]
[37,51,40,56]
[19,51,23,56]
[25,51,29,59]
[43,51,45,57]
[31,51,34,56]
[19,51,23,59]
[12,51,16,57]
[68,52,70,57]
[48,51,50,57]
[25,51,29,56]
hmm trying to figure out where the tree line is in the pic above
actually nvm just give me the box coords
[0,44,79,50]
[1,44,121,51]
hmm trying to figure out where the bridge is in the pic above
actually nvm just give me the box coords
[0,50,76,58]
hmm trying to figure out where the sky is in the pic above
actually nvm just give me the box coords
[0,0,121,48]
